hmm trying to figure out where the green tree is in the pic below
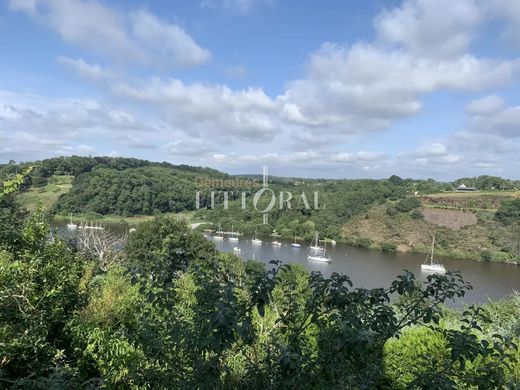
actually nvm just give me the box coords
[124,217,216,283]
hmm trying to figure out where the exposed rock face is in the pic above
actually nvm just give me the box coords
[421,208,477,230]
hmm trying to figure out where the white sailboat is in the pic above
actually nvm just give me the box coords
[233,246,241,253]
[229,225,239,242]
[213,223,224,241]
[252,228,262,245]
[421,235,446,274]
[291,236,301,248]
[67,214,77,230]
[308,241,332,263]
[309,231,324,252]
[272,240,282,247]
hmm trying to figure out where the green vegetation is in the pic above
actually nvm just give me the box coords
[18,175,73,210]
[453,175,520,191]
[3,157,520,263]
[345,202,520,262]
[495,199,520,225]
[2,175,520,388]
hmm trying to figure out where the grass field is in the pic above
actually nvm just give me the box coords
[424,190,520,198]
[19,175,73,211]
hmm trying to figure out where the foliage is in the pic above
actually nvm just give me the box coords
[0,210,90,385]
[396,197,421,213]
[454,175,520,191]
[495,199,520,226]
[53,166,221,216]
[410,209,424,219]
[2,171,520,387]
[124,217,216,283]
[0,167,33,198]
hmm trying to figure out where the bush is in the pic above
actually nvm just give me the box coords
[355,237,373,248]
[496,199,520,226]
[386,206,398,216]
[381,242,397,252]
[481,249,493,262]
[396,197,421,213]
[410,209,424,219]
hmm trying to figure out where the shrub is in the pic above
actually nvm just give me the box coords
[396,197,421,213]
[381,242,397,252]
[481,249,493,262]
[386,206,398,216]
[356,237,373,248]
[410,209,424,219]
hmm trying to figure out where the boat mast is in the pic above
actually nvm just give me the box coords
[430,235,435,265]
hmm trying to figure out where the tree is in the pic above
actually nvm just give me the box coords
[124,217,216,283]
[496,199,520,226]
[0,210,90,385]
[76,225,128,272]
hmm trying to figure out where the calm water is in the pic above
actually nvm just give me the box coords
[213,235,520,306]
[52,219,520,306]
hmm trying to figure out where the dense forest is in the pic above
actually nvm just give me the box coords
[2,171,520,388]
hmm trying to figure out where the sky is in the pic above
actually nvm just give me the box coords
[1,0,520,180]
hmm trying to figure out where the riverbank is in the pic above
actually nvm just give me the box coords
[53,211,194,226]
[342,203,519,264]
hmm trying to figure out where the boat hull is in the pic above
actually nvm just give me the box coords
[307,255,332,263]
[252,239,262,245]
[291,243,301,248]
[421,264,446,273]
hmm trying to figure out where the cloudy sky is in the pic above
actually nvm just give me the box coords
[1,0,520,179]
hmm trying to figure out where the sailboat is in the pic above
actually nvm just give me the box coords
[308,241,332,263]
[291,236,301,248]
[229,225,239,242]
[309,232,324,252]
[213,223,224,241]
[271,240,282,247]
[421,235,446,274]
[67,214,77,230]
[252,228,262,245]
[233,246,241,254]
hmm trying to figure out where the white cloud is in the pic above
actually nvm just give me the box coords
[466,95,506,116]
[416,143,448,157]
[164,139,215,156]
[113,77,280,142]
[0,130,96,159]
[280,43,519,135]
[130,10,210,68]
[57,56,114,81]
[0,89,164,159]
[375,0,481,58]
[467,97,520,138]
[9,0,210,69]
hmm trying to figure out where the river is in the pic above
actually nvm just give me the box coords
[212,235,520,306]
[52,219,520,306]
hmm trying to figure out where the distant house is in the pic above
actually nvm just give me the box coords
[456,183,478,192]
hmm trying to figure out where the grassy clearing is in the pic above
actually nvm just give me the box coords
[425,190,520,198]
[19,175,73,211]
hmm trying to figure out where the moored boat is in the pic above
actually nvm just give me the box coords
[421,235,446,274]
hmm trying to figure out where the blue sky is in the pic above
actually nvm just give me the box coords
[1,0,520,180]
